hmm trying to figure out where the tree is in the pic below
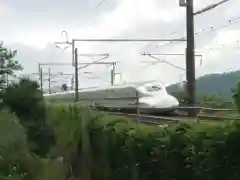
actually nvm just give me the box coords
[197,93,233,108]
[0,42,22,89]
[1,78,56,156]
[2,78,44,118]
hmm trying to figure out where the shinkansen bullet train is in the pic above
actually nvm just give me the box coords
[43,81,179,114]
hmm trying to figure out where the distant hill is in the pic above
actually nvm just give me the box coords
[167,70,240,100]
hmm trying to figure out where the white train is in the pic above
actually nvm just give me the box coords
[44,81,179,114]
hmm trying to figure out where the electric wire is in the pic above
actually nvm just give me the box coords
[147,15,240,53]
[196,39,240,52]
[146,55,186,71]
[96,0,108,9]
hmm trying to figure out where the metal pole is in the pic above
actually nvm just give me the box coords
[77,53,109,57]
[74,48,79,102]
[72,38,186,42]
[40,68,43,93]
[48,68,51,94]
[142,53,202,57]
[39,62,114,67]
[111,69,113,85]
[72,40,75,66]
[111,62,116,85]
[186,0,196,116]
[113,62,116,85]
[136,91,140,123]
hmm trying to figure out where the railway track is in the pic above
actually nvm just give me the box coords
[88,104,238,126]
[105,110,238,126]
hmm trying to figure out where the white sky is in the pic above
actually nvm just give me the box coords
[1,0,240,91]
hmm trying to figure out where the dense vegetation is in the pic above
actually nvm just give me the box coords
[4,103,240,180]
[167,70,240,101]
[2,42,240,180]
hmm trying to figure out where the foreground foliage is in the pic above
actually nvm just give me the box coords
[1,78,56,157]
[2,102,240,180]
[46,104,240,180]
[0,110,28,180]
[0,42,22,89]
[0,109,67,180]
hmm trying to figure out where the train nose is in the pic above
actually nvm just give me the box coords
[153,96,179,109]
[170,96,180,107]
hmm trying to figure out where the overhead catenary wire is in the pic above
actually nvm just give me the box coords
[140,32,178,53]
[142,53,203,66]
[194,0,232,16]
[143,54,186,71]
[194,16,240,35]
[147,15,240,53]
[96,0,108,9]
[141,0,233,54]
[197,40,240,52]
[78,54,110,70]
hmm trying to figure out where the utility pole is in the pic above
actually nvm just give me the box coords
[48,68,51,94]
[111,62,116,85]
[38,64,43,92]
[186,0,196,116]
[180,0,229,116]
[74,48,79,102]
[38,65,43,93]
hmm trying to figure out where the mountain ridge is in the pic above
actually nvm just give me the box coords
[167,70,240,100]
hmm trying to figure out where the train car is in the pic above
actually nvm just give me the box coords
[44,81,179,114]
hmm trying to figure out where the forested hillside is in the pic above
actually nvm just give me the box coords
[167,70,240,100]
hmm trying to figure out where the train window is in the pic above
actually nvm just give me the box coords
[152,85,162,91]
[146,85,162,92]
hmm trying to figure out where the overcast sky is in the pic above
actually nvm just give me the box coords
[1,0,240,90]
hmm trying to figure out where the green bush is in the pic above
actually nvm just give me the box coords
[0,43,63,179]
[34,158,66,180]
[89,116,240,180]
[3,102,238,180]
[0,109,27,179]
[44,104,240,180]
[1,78,56,157]
[46,104,82,164]
[0,109,42,180]
[0,109,69,180]
[1,78,45,119]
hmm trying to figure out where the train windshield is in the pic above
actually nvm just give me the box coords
[146,85,162,92]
